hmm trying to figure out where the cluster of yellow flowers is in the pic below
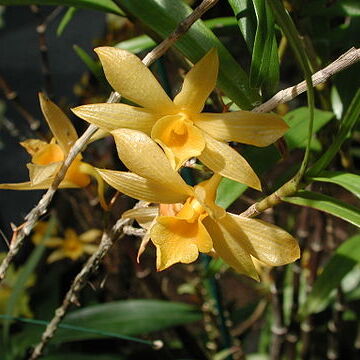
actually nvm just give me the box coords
[0,48,300,280]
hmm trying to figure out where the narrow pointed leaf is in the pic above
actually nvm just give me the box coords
[284,190,360,227]
[249,0,279,95]
[284,107,334,150]
[300,233,360,317]
[55,300,202,342]
[309,171,360,199]
[57,7,77,37]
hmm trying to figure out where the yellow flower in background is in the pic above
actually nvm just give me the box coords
[72,47,289,190]
[43,228,101,263]
[0,93,107,208]
[96,129,300,280]
[0,254,34,319]
[0,93,89,190]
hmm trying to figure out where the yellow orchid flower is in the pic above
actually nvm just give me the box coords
[44,228,101,263]
[0,93,107,208]
[72,47,289,191]
[96,129,300,280]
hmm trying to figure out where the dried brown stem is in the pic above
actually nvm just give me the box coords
[253,47,360,113]
[30,6,63,100]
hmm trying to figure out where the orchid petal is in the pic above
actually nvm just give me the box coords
[0,178,78,190]
[72,103,159,135]
[227,213,300,266]
[95,47,174,112]
[204,215,259,280]
[20,139,48,156]
[39,93,78,152]
[151,213,213,270]
[83,244,99,254]
[97,168,190,204]
[79,229,102,243]
[47,249,65,263]
[195,111,289,146]
[198,134,262,191]
[174,48,218,113]
[122,206,159,230]
[89,128,110,143]
[111,129,193,196]
[151,115,205,169]
[31,143,64,165]
[27,162,60,185]
[194,174,226,220]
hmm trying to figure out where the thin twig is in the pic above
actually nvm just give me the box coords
[30,5,63,100]
[29,215,133,360]
[254,47,360,113]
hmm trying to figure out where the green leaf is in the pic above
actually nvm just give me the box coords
[284,107,334,150]
[267,0,314,177]
[309,171,360,199]
[249,0,279,96]
[0,0,124,15]
[57,7,77,37]
[307,89,360,176]
[300,233,360,317]
[52,300,201,342]
[284,190,360,228]
[114,0,260,109]
[228,0,257,51]
[115,17,238,54]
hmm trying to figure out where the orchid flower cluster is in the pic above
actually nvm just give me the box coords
[0,48,300,280]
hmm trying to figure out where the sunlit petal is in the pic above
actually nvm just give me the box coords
[194,174,226,219]
[95,47,174,112]
[72,103,160,135]
[39,93,78,152]
[204,215,259,280]
[27,163,60,185]
[111,129,193,196]
[31,143,64,165]
[79,229,102,243]
[174,48,218,113]
[198,134,262,190]
[97,168,190,204]
[195,111,289,146]
[151,115,205,169]
[227,213,300,266]
[20,139,48,156]
[151,214,213,270]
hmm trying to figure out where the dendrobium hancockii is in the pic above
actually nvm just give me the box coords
[72,47,289,191]
[96,129,300,280]
[0,94,106,207]
[40,228,101,263]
